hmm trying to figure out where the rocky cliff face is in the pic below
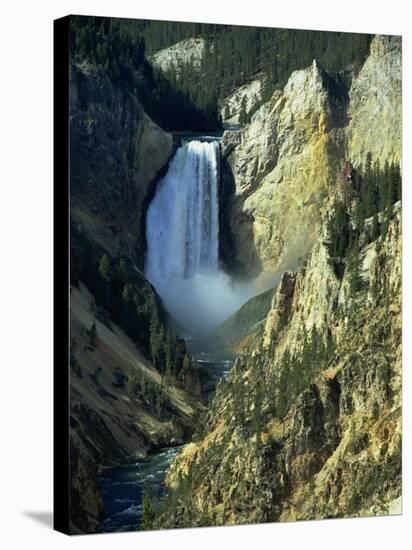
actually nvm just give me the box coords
[347,35,402,167]
[220,79,262,124]
[222,35,401,286]
[70,61,174,266]
[158,203,401,527]
[222,60,345,283]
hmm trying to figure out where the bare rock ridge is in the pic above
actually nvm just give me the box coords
[347,35,402,166]
[219,79,263,124]
[221,59,342,283]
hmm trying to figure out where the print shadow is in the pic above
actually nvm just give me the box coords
[23,511,53,529]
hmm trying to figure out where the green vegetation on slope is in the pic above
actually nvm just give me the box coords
[327,156,401,282]
[71,224,188,381]
[143,20,371,98]
[156,184,401,529]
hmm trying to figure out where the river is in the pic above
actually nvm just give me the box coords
[97,350,233,533]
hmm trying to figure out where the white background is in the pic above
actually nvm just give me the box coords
[0,0,410,548]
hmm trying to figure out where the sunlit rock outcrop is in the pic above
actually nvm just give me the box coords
[224,60,342,283]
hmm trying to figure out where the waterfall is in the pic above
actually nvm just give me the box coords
[145,139,252,335]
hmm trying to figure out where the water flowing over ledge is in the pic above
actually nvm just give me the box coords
[145,139,253,335]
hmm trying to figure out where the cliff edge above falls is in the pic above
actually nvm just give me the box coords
[222,35,401,286]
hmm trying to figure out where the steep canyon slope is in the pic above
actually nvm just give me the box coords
[157,35,402,528]
[159,197,401,528]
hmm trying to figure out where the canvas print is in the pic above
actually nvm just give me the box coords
[56,15,402,534]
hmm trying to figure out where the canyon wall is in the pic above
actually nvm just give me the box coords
[150,37,208,78]
[157,34,402,529]
[222,35,401,286]
[347,35,402,166]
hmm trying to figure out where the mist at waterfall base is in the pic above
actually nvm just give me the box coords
[145,139,254,336]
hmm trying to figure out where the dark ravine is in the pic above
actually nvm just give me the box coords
[69,61,234,533]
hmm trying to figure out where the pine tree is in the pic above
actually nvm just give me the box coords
[88,321,97,350]
[232,375,245,426]
[277,350,291,419]
[140,489,156,530]
[98,254,112,307]
[348,240,363,293]
[301,330,312,385]
[371,212,380,241]
[121,283,132,329]
[163,332,173,380]
[325,330,335,362]
[260,76,272,104]
[253,378,264,453]
[149,309,161,368]
[239,96,247,126]
[327,201,350,259]
[389,162,401,205]
[70,338,81,377]
[379,160,390,212]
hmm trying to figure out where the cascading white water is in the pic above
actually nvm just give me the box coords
[145,139,252,335]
